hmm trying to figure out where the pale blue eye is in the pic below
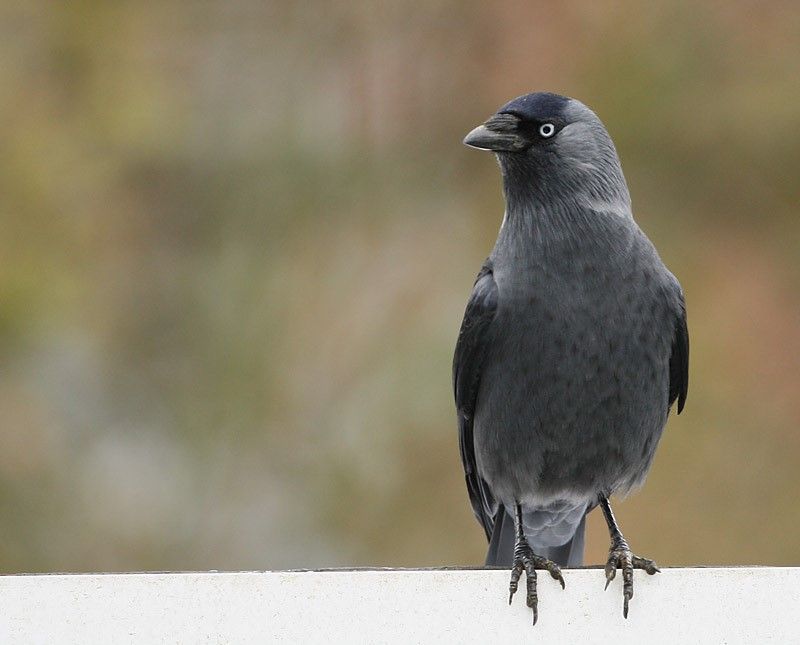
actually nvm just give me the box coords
[539,123,556,138]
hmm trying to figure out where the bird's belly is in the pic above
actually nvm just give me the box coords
[473,291,670,507]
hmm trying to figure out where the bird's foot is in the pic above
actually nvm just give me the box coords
[604,538,660,618]
[508,537,565,625]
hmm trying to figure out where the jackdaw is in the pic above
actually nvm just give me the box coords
[453,92,688,623]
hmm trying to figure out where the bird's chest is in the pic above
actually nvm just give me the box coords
[488,254,669,412]
[473,257,672,501]
[493,256,639,347]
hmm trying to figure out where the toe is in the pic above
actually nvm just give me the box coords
[524,560,539,624]
[508,562,524,604]
[533,556,565,589]
[604,556,618,589]
[632,555,660,575]
[546,563,565,590]
[621,554,634,617]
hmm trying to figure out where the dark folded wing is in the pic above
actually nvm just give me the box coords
[453,261,499,540]
[668,288,689,414]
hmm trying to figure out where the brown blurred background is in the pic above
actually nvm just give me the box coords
[1,1,798,573]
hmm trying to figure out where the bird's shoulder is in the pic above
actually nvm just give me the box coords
[453,259,499,409]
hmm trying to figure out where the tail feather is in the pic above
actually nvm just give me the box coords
[536,512,586,567]
[485,506,515,566]
[485,505,586,568]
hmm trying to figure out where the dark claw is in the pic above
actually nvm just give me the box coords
[604,555,617,590]
[632,555,661,575]
[542,560,566,589]
[604,542,659,618]
[508,537,564,625]
[509,562,523,604]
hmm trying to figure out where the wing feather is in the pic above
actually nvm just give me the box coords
[453,261,499,540]
[668,289,689,414]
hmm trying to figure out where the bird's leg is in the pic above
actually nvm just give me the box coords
[598,495,660,618]
[508,503,565,625]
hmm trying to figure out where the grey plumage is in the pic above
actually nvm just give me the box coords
[453,93,688,616]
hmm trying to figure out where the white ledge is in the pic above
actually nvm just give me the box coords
[0,568,797,643]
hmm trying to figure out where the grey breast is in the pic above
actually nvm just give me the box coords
[472,211,675,510]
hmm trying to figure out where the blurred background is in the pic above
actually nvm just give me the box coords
[1,1,798,573]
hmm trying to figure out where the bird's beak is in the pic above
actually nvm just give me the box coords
[463,125,502,151]
[463,114,526,152]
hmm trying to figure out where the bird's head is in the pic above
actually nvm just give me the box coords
[464,92,630,213]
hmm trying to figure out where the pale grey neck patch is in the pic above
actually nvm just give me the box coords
[499,209,508,232]
[578,193,632,218]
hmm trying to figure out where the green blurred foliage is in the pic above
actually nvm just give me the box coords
[0,1,798,572]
